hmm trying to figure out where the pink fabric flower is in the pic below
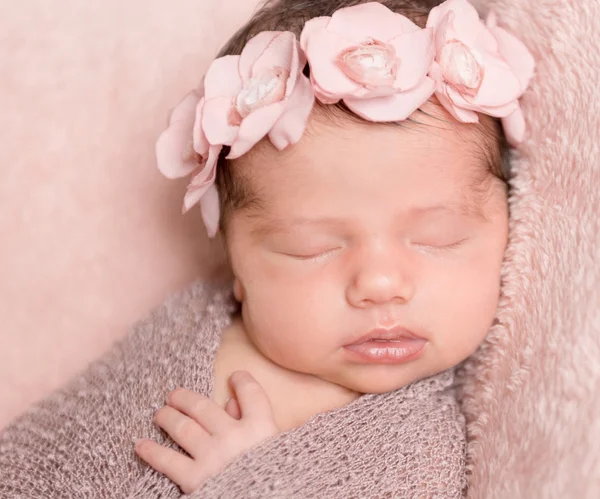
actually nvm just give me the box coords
[155,90,223,237]
[426,0,535,145]
[300,2,436,121]
[201,31,315,159]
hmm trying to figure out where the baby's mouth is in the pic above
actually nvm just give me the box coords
[344,326,427,364]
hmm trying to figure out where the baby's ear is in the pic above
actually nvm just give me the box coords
[233,278,245,302]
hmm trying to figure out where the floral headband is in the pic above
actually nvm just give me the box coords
[156,0,535,237]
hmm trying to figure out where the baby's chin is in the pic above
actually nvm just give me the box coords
[323,362,446,395]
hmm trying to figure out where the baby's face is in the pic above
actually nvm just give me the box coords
[225,102,509,393]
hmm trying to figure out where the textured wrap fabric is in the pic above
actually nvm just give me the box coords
[0,279,466,498]
[456,1,600,497]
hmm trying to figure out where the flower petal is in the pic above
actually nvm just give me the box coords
[250,32,297,85]
[486,10,498,28]
[344,77,435,122]
[389,28,435,90]
[202,96,240,146]
[327,2,409,43]
[204,55,243,99]
[169,90,201,126]
[269,73,315,150]
[310,76,342,104]
[192,98,209,156]
[395,14,422,35]
[501,106,526,146]
[182,188,204,214]
[474,20,498,54]
[471,54,521,107]
[192,145,222,186]
[286,37,301,99]
[489,24,535,91]
[155,120,198,179]
[304,27,360,101]
[447,85,518,117]
[199,184,221,238]
[254,33,301,102]
[227,102,285,158]
[182,145,220,212]
[434,11,458,54]
[239,32,281,81]
[481,101,518,117]
[435,85,479,122]
[300,17,330,52]
[352,83,399,100]
[427,0,480,46]
[428,60,445,90]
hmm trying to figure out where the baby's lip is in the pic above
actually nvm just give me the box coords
[346,325,426,346]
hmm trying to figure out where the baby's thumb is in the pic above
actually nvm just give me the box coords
[229,371,276,425]
[224,396,241,420]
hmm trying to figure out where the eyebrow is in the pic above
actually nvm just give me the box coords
[250,201,488,238]
[409,202,487,220]
[250,216,344,238]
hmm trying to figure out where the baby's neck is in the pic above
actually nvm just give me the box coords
[212,316,360,432]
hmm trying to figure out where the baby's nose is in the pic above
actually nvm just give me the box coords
[346,258,415,308]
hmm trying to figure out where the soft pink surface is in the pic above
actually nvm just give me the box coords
[460,0,600,496]
[0,0,257,428]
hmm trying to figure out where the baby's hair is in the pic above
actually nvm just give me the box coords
[215,0,510,234]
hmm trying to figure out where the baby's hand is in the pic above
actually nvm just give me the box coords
[134,371,279,495]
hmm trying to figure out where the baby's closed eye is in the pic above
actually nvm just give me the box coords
[276,244,342,261]
[408,231,469,248]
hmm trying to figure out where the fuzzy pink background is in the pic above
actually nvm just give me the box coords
[1,0,599,496]
[461,0,600,496]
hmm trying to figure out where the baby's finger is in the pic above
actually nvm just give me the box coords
[224,397,241,420]
[167,388,231,434]
[229,371,276,422]
[134,438,195,489]
[153,405,207,457]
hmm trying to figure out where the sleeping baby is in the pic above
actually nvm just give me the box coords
[0,0,534,497]
[135,0,534,495]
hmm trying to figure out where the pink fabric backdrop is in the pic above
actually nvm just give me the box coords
[0,0,255,428]
[460,0,600,496]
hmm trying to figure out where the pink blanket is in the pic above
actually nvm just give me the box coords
[459,0,600,496]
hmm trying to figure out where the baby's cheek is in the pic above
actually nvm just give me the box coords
[244,282,336,361]
[433,267,501,364]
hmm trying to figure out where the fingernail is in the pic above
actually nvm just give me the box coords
[167,388,180,404]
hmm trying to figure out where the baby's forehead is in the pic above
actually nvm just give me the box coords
[238,139,498,225]
[245,105,488,183]
[230,98,504,221]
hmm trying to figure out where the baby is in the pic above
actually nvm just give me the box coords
[136,0,534,494]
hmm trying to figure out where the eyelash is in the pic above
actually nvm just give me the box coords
[286,238,467,262]
[414,238,468,253]
[289,247,341,262]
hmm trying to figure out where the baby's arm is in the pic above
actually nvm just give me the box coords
[134,371,279,495]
